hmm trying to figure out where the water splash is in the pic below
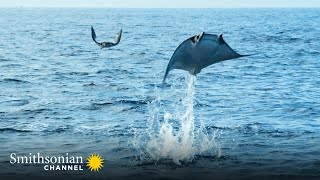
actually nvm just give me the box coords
[134,75,221,165]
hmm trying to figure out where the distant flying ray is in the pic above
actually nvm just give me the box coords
[163,32,248,84]
[91,26,122,49]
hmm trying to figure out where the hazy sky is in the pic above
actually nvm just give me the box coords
[1,0,320,8]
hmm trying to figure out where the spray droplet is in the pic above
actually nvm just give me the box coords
[164,112,171,120]
[134,75,221,165]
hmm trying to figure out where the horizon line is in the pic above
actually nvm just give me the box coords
[1,6,320,8]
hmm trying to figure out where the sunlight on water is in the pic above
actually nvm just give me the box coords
[135,75,221,165]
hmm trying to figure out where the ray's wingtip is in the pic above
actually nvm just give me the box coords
[160,83,166,89]
[161,74,169,88]
[160,81,171,89]
[161,79,166,88]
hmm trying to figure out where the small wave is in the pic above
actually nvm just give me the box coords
[55,71,89,76]
[42,126,73,134]
[265,35,302,43]
[133,158,189,166]
[309,51,320,55]
[23,108,52,115]
[0,64,23,68]
[206,126,233,131]
[117,100,149,105]
[0,99,29,106]
[96,69,112,74]
[68,72,89,76]
[194,154,237,161]
[194,102,210,108]
[85,102,113,110]
[132,155,236,166]
[302,130,315,134]
[0,128,32,133]
[119,107,136,112]
[294,49,320,57]
[58,52,80,57]
[92,100,148,107]
[87,100,149,111]
[207,123,309,140]
[0,58,11,61]
[294,49,308,57]
[91,102,113,107]
[96,68,130,75]
[83,82,96,86]
[205,123,262,135]
[254,87,275,91]
[241,123,262,131]
[260,129,299,138]
[43,29,56,32]
[2,78,30,84]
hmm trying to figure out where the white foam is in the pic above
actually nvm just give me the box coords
[135,75,220,165]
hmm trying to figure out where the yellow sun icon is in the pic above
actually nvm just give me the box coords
[86,154,104,172]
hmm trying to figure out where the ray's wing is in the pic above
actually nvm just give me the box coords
[91,26,121,48]
[162,38,195,84]
[91,26,99,44]
[162,33,246,84]
[197,34,242,70]
[114,29,122,44]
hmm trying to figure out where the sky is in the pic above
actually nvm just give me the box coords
[1,0,320,8]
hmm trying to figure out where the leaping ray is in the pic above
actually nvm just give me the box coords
[91,26,122,49]
[163,32,249,84]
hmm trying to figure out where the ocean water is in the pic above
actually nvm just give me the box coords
[0,8,320,179]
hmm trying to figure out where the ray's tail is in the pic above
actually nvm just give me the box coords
[162,67,170,85]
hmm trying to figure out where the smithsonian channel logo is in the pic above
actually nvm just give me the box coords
[10,153,104,171]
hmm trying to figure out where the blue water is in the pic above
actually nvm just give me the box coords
[0,8,320,179]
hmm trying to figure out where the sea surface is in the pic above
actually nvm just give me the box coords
[0,8,320,179]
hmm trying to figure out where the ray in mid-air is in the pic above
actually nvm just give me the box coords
[162,32,249,84]
[91,26,122,49]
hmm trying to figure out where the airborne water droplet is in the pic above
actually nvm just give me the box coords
[134,75,220,165]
